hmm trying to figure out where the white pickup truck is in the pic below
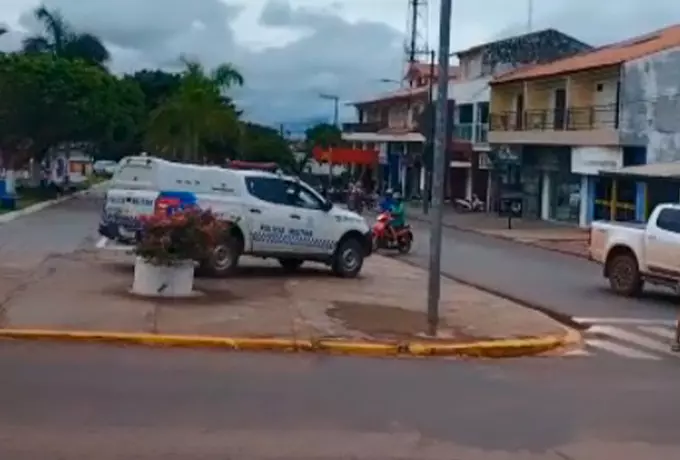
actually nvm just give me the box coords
[590,203,680,296]
[99,156,373,278]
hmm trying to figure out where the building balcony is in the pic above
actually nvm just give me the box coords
[475,123,488,144]
[453,123,489,144]
[488,105,619,146]
[454,123,474,141]
[342,121,386,133]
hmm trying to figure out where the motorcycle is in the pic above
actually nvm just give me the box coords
[372,211,413,254]
[454,194,485,212]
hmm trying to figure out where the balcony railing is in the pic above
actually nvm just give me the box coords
[342,121,385,133]
[454,123,474,141]
[490,104,618,132]
[475,123,488,143]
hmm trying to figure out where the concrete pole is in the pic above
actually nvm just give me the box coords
[426,0,452,336]
[423,49,436,214]
[328,96,340,196]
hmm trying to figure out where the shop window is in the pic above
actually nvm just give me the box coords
[550,173,581,223]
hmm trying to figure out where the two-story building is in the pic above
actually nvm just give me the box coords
[450,28,592,206]
[343,63,459,197]
[489,24,680,227]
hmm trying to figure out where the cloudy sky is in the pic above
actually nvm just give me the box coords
[1,0,679,128]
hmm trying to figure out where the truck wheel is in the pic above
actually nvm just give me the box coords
[278,258,303,271]
[332,238,364,278]
[608,253,643,296]
[202,237,242,277]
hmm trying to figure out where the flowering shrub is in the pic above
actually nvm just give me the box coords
[135,207,231,266]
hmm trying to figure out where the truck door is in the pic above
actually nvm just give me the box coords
[244,176,293,253]
[282,180,335,256]
[646,208,680,277]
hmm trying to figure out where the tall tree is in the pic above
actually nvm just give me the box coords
[296,122,342,173]
[144,57,243,163]
[241,122,295,167]
[125,69,182,114]
[0,53,144,188]
[22,5,110,66]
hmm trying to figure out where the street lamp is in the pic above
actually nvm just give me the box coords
[319,93,340,197]
[426,0,452,336]
[319,93,340,127]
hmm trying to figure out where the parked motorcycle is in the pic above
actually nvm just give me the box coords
[454,194,485,212]
[371,211,413,254]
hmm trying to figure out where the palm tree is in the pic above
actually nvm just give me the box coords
[22,5,110,66]
[145,58,244,163]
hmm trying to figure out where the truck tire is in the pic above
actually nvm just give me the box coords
[608,252,643,296]
[332,238,364,278]
[202,237,242,277]
[278,258,303,271]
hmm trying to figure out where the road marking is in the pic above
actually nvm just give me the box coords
[589,325,677,356]
[585,338,661,360]
[561,348,591,357]
[95,237,108,249]
[574,317,676,326]
[639,326,676,340]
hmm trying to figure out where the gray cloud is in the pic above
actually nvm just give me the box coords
[2,0,680,127]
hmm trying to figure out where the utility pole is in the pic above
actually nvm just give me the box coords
[527,0,533,33]
[408,0,419,64]
[422,49,435,215]
[426,0,452,336]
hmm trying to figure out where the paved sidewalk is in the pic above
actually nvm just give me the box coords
[407,205,589,258]
[0,250,568,344]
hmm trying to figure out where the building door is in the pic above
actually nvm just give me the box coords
[594,82,617,128]
[553,88,566,130]
[514,94,524,130]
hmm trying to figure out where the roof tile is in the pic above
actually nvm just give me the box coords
[493,24,680,84]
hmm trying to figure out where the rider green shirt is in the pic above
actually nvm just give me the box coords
[390,201,405,227]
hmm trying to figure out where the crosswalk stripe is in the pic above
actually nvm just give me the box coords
[585,338,661,360]
[589,325,678,357]
[561,348,591,357]
[639,326,676,340]
[574,317,676,326]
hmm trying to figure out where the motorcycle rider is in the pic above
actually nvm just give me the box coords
[379,188,394,213]
[388,192,406,243]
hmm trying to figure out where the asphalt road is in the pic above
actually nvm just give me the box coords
[405,219,679,323]
[0,342,678,459]
[5,192,675,324]
[0,190,103,270]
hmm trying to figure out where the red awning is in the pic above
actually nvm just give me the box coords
[312,147,378,165]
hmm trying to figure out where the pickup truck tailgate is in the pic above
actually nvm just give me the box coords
[101,189,159,238]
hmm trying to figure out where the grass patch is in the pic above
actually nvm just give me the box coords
[0,185,58,214]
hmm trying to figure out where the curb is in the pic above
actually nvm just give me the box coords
[395,255,587,332]
[0,328,569,358]
[407,213,590,260]
[0,181,109,225]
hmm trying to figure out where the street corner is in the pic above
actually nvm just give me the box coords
[0,250,574,360]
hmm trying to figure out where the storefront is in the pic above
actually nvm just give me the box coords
[583,146,644,224]
[520,146,573,221]
[597,160,680,223]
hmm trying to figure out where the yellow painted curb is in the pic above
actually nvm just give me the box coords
[0,329,569,358]
[408,335,565,358]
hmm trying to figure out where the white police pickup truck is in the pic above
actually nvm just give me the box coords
[99,156,372,278]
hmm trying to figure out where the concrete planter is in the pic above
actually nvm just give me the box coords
[132,257,195,297]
